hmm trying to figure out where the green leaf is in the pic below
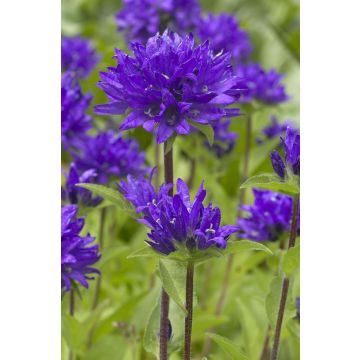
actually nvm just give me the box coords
[240,173,300,196]
[223,240,273,256]
[61,314,84,352]
[188,120,214,145]
[158,259,187,314]
[265,276,283,328]
[206,333,249,360]
[164,133,177,154]
[127,246,167,260]
[143,300,160,357]
[76,183,136,216]
[283,245,300,277]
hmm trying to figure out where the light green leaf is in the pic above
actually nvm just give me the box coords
[240,173,300,196]
[61,314,84,352]
[143,300,160,357]
[224,240,273,256]
[159,259,187,314]
[265,276,283,328]
[127,246,167,260]
[206,333,249,360]
[189,120,214,146]
[283,245,300,277]
[164,133,177,154]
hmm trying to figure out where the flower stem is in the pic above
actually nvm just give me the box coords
[159,141,173,360]
[183,262,194,360]
[259,326,271,360]
[68,288,75,360]
[154,142,160,191]
[270,196,299,360]
[92,207,107,310]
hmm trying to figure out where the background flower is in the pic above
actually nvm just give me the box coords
[256,116,292,144]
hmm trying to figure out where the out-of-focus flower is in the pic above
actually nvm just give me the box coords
[61,36,99,78]
[295,296,300,320]
[95,31,241,144]
[62,163,102,207]
[73,130,147,184]
[61,72,92,150]
[115,0,201,44]
[61,205,100,291]
[237,189,299,242]
[236,63,288,104]
[139,179,239,255]
[256,116,292,144]
[197,13,252,63]
[270,126,300,179]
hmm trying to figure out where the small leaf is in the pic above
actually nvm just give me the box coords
[76,183,136,216]
[283,245,300,277]
[143,300,160,357]
[164,134,177,154]
[206,333,249,360]
[240,173,300,196]
[224,240,273,256]
[127,246,167,259]
[159,259,187,314]
[62,314,84,352]
[189,120,214,146]
[265,276,283,328]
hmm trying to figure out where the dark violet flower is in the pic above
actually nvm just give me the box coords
[139,179,239,255]
[61,72,92,150]
[271,125,300,179]
[95,30,241,144]
[256,116,292,144]
[197,13,252,63]
[236,63,288,104]
[61,205,100,291]
[62,163,102,207]
[73,130,147,184]
[115,0,201,44]
[237,189,299,242]
[206,118,238,157]
[61,36,99,78]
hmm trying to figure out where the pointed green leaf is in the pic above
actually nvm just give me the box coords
[206,333,249,360]
[265,276,283,328]
[224,240,273,256]
[143,300,160,357]
[164,134,177,154]
[189,120,214,146]
[283,245,300,277]
[127,246,167,259]
[61,314,84,352]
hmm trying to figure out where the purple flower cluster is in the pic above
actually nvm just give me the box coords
[119,176,239,255]
[197,13,252,63]
[115,0,201,44]
[95,31,241,144]
[237,189,299,242]
[61,205,100,291]
[236,63,288,104]
[61,36,99,78]
[271,126,300,179]
[256,116,292,144]
[61,72,92,150]
[72,130,147,184]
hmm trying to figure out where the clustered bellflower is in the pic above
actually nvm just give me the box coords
[61,72,92,150]
[119,176,239,255]
[256,116,292,144]
[61,36,99,78]
[271,126,300,179]
[72,130,147,184]
[237,189,299,242]
[197,13,252,63]
[95,30,242,144]
[115,0,201,44]
[61,205,100,291]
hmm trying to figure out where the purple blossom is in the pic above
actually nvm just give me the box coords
[271,126,300,179]
[95,31,241,144]
[236,63,288,104]
[139,179,239,255]
[72,130,147,184]
[61,36,99,78]
[115,0,201,44]
[197,13,252,63]
[62,163,102,207]
[61,205,100,291]
[256,116,292,144]
[61,72,92,150]
[237,189,299,242]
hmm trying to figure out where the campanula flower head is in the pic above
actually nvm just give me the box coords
[131,178,239,255]
[62,163,102,207]
[61,36,99,78]
[197,13,252,64]
[72,130,147,184]
[256,116,292,144]
[236,63,288,104]
[115,0,201,44]
[237,189,299,242]
[95,30,242,144]
[61,72,92,150]
[61,205,100,291]
[271,126,300,179]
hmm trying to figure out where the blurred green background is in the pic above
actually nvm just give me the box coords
[61,1,299,359]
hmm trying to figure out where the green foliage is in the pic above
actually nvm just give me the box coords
[206,333,249,359]
[283,245,300,277]
[188,120,214,146]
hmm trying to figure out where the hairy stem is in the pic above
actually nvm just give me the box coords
[68,288,75,360]
[159,142,173,360]
[154,142,160,191]
[183,262,194,360]
[270,196,299,360]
